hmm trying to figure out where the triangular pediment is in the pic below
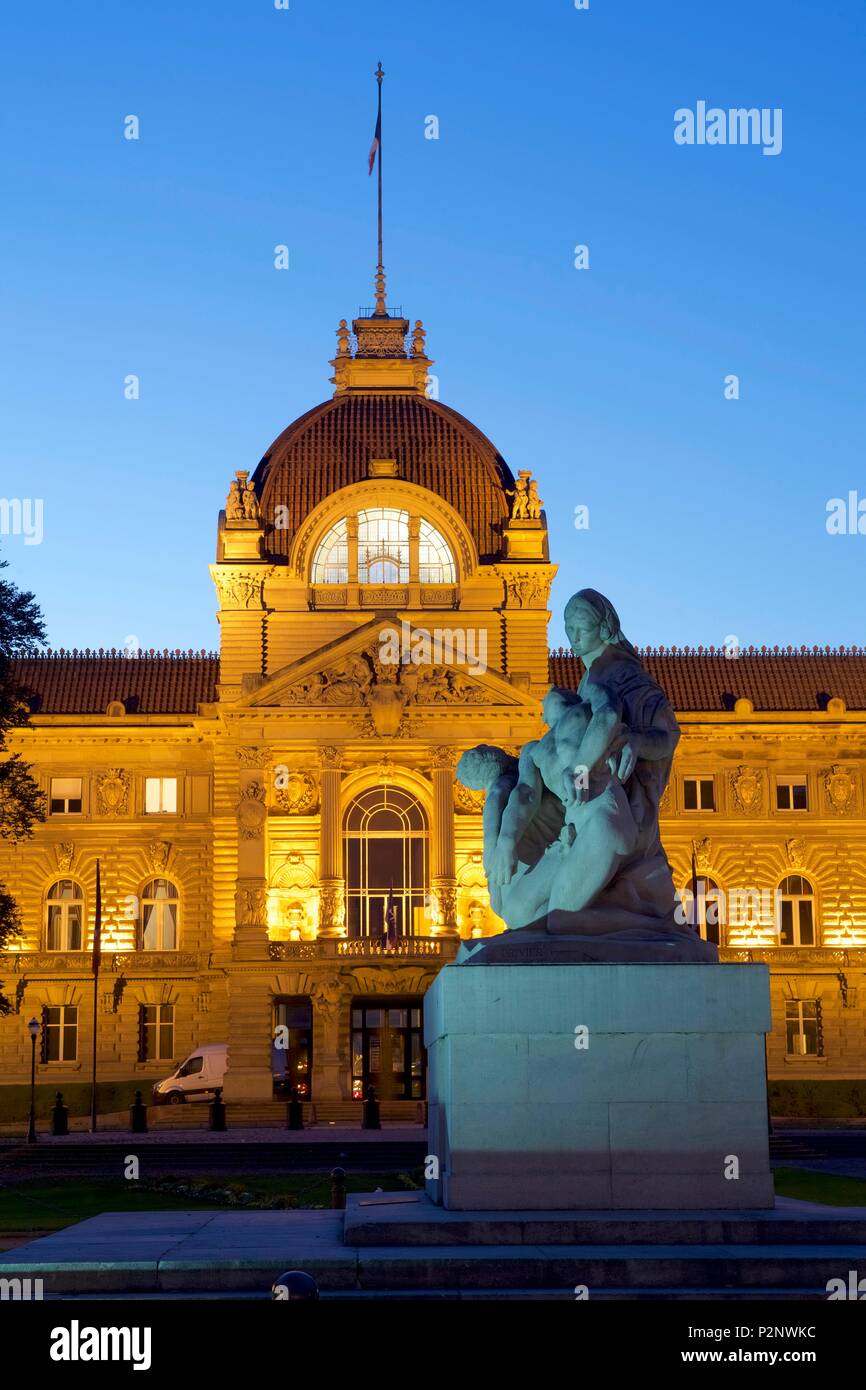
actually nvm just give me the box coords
[233,613,537,712]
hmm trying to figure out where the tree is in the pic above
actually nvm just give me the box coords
[0,548,46,1013]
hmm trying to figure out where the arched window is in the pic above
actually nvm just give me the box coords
[140,879,179,950]
[45,880,84,951]
[679,876,724,946]
[344,787,428,938]
[358,508,409,583]
[310,509,457,587]
[777,875,815,946]
[418,519,456,583]
[311,517,349,584]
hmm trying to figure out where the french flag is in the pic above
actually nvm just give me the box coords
[368,106,381,175]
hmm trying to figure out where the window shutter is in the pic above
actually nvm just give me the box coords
[137,1005,146,1063]
[816,1000,824,1056]
[40,1007,48,1063]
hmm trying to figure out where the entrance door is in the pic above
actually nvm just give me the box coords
[351,1001,425,1101]
[272,998,313,1100]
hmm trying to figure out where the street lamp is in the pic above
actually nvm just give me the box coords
[27,1016,39,1144]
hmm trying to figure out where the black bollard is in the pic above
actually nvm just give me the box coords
[209,1086,227,1132]
[129,1089,148,1134]
[330,1166,347,1209]
[362,1085,380,1131]
[51,1091,69,1137]
[272,1270,319,1300]
[286,1087,304,1131]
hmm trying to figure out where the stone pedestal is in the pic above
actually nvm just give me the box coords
[424,962,774,1211]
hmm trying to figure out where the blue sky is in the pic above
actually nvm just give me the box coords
[2,0,864,653]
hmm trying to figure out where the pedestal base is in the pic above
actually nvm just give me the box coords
[425,962,773,1210]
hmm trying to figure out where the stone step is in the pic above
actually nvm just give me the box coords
[343,1193,866,1247]
[7,1243,864,1295]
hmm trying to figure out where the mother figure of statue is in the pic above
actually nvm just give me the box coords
[457,589,717,961]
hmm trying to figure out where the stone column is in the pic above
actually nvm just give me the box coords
[318,746,345,938]
[223,762,273,1103]
[429,746,459,936]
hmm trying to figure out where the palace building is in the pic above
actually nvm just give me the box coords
[1,290,865,1119]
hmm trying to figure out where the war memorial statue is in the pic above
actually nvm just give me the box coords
[457,588,717,962]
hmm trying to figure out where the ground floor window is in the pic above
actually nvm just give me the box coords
[42,1005,78,1062]
[351,999,425,1101]
[138,1004,175,1061]
[785,999,822,1056]
[272,997,313,1100]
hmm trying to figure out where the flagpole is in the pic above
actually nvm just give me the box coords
[375,61,385,315]
[90,859,101,1132]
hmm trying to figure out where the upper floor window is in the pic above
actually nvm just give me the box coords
[311,517,349,583]
[145,777,177,814]
[358,508,409,583]
[140,878,179,950]
[683,777,715,812]
[50,778,82,815]
[418,518,456,583]
[310,508,456,587]
[776,777,808,811]
[45,879,83,951]
[777,875,815,946]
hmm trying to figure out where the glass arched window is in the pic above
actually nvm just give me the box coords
[46,880,84,951]
[679,876,724,946]
[311,517,349,584]
[358,508,409,583]
[344,787,428,938]
[777,875,815,947]
[310,509,457,587]
[140,879,179,950]
[418,519,456,583]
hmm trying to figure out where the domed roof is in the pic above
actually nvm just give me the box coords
[252,393,515,564]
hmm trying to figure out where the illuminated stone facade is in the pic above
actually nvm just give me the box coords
[1,306,864,1115]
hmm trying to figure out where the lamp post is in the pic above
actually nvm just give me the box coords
[27,1016,40,1144]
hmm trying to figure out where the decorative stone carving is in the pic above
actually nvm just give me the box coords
[236,886,267,927]
[95,768,130,817]
[236,781,267,839]
[693,837,712,873]
[785,837,807,868]
[659,783,672,815]
[240,471,260,522]
[319,746,343,769]
[498,568,552,609]
[147,841,171,873]
[55,842,75,871]
[236,746,270,767]
[729,765,764,815]
[318,883,345,932]
[823,764,857,815]
[273,771,318,815]
[269,942,319,960]
[308,974,344,1025]
[454,783,485,813]
[214,570,264,609]
[226,474,244,521]
[431,746,458,771]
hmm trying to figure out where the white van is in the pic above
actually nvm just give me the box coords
[151,1043,227,1105]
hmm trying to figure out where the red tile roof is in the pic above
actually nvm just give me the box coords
[549,647,866,712]
[12,648,866,717]
[12,652,219,716]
